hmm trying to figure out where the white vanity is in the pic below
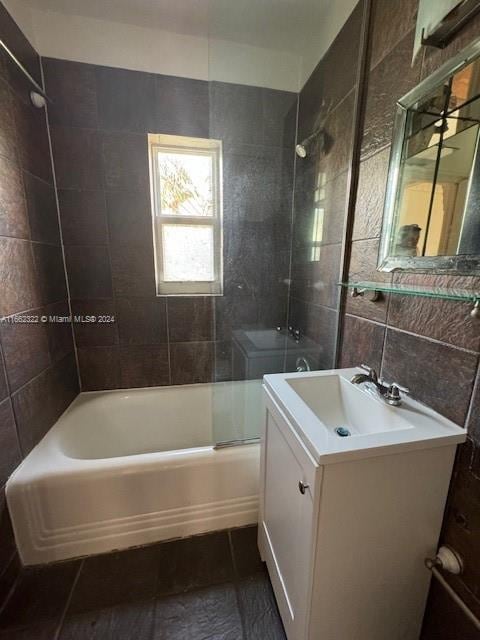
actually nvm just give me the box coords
[258,368,465,640]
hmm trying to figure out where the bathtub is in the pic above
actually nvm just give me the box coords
[6,381,261,566]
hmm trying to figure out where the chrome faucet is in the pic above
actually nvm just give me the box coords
[350,365,409,407]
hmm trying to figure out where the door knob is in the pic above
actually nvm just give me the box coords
[298,480,309,495]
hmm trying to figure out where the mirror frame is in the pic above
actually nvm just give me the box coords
[378,36,480,274]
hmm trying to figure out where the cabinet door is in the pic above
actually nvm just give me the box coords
[261,408,316,640]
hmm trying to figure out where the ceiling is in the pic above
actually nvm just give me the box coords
[23,0,338,55]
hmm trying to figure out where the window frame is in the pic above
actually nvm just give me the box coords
[148,134,223,296]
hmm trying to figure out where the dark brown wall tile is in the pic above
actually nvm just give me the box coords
[0,155,28,239]
[44,301,74,363]
[315,243,342,309]
[345,237,391,323]
[167,298,214,342]
[339,314,385,371]
[105,189,152,247]
[0,79,18,162]
[362,29,421,160]
[439,468,480,608]
[71,299,118,347]
[467,375,480,446]
[32,243,68,304]
[297,65,324,144]
[214,340,232,382]
[262,88,297,149]
[119,344,169,388]
[116,297,167,345]
[0,4,40,87]
[12,354,78,455]
[154,75,209,138]
[323,170,348,245]
[209,82,263,146]
[101,132,149,191]
[110,244,155,297]
[382,329,477,425]
[58,190,108,246]
[421,578,480,640]
[14,98,53,184]
[170,342,214,385]
[0,310,50,392]
[65,245,112,299]
[0,490,17,589]
[0,348,7,401]
[352,147,390,241]
[43,58,98,129]
[320,2,362,109]
[288,299,337,370]
[370,0,418,70]
[96,67,155,133]
[318,91,356,184]
[77,346,120,391]
[0,398,21,486]
[23,172,60,245]
[388,295,480,352]
[51,126,102,190]
[0,237,39,317]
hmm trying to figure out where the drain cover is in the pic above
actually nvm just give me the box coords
[335,427,351,437]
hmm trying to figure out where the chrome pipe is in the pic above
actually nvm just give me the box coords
[425,557,480,631]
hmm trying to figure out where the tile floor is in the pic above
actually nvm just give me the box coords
[0,525,286,639]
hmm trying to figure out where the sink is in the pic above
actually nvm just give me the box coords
[264,368,465,464]
[287,374,413,436]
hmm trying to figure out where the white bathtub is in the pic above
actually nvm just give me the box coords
[6,381,262,566]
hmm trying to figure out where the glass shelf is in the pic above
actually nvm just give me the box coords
[340,281,480,303]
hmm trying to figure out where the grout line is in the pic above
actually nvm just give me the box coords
[53,558,84,640]
[9,351,74,401]
[359,141,391,164]
[0,298,71,321]
[165,299,172,385]
[346,311,480,357]
[41,57,82,394]
[384,323,480,356]
[227,530,248,640]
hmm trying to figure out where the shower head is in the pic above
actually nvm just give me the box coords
[295,143,307,158]
[30,91,46,108]
[295,128,325,158]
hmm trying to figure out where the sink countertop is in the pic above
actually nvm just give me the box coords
[263,367,466,465]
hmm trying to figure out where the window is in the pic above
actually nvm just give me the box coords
[149,134,223,296]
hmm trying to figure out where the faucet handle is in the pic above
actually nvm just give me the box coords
[389,382,410,395]
[384,382,410,405]
[359,364,378,382]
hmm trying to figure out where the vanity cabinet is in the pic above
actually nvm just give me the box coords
[258,385,459,640]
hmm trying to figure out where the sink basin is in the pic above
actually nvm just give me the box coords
[264,368,465,464]
[287,374,413,436]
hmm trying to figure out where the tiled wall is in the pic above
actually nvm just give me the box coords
[43,59,297,390]
[339,1,480,636]
[0,4,79,605]
[287,3,363,371]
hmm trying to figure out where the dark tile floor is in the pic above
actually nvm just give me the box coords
[0,525,286,639]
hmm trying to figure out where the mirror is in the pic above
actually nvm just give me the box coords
[379,38,480,273]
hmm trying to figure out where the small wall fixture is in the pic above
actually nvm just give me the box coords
[30,91,46,109]
[295,128,326,158]
[425,546,480,631]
